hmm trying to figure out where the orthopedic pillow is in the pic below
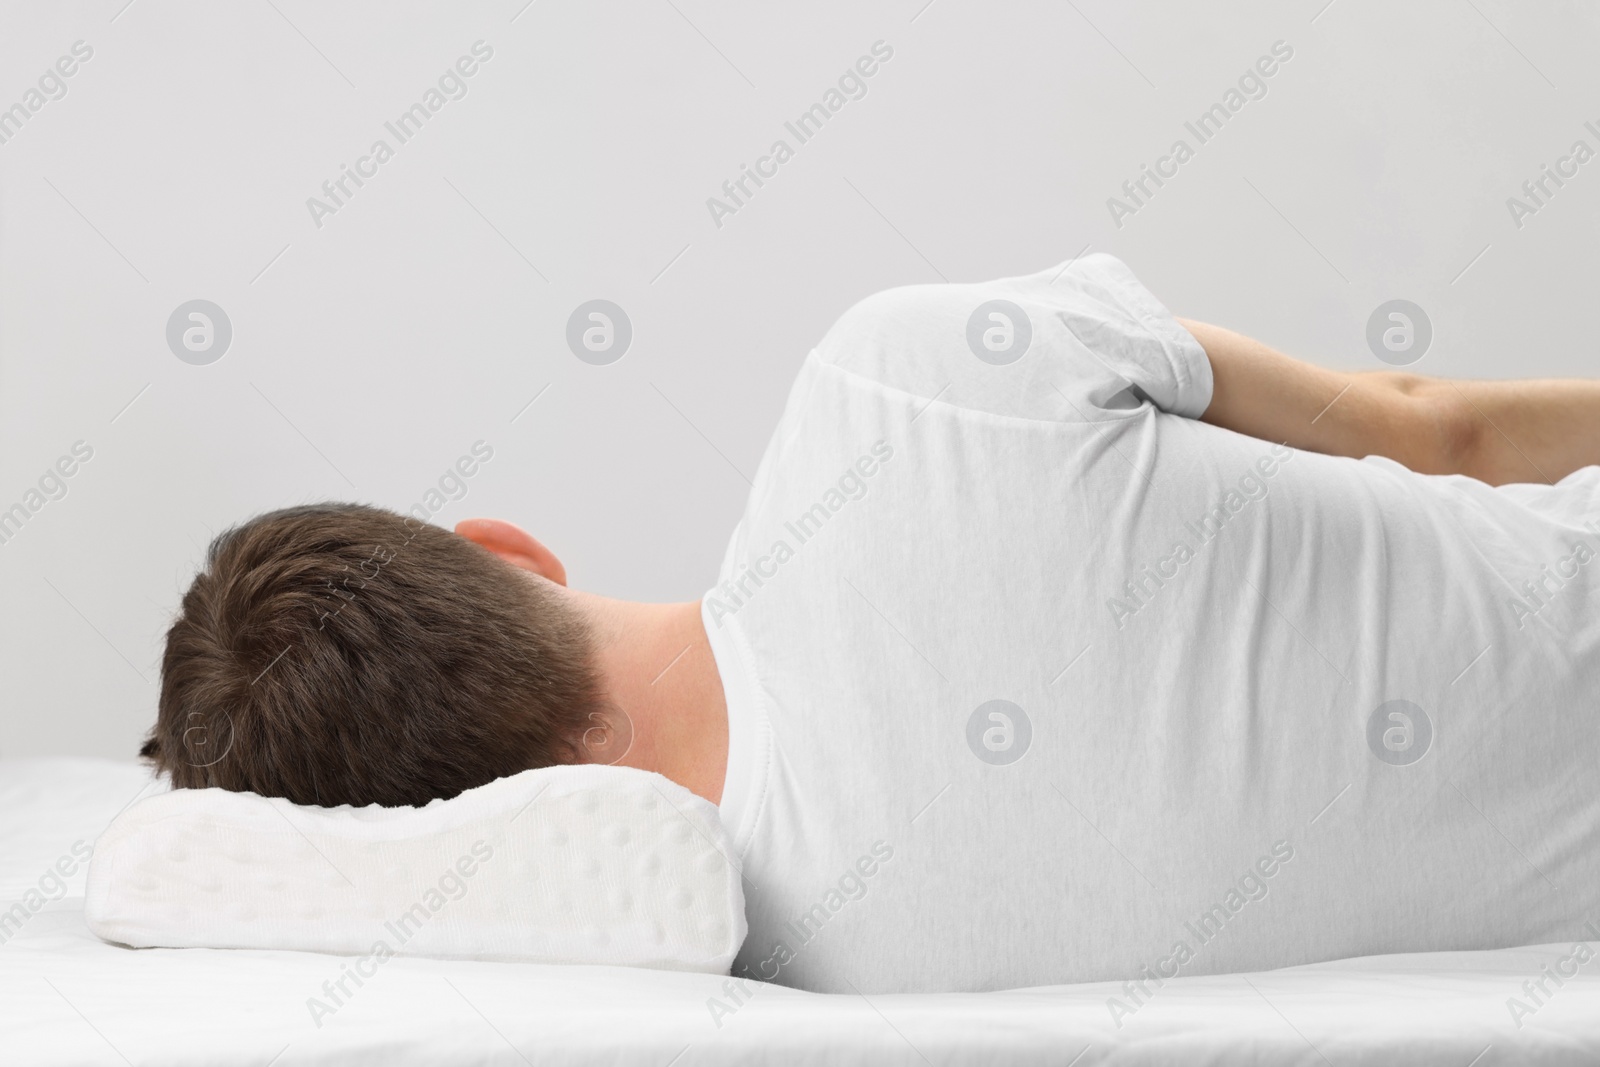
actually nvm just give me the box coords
[84,764,745,973]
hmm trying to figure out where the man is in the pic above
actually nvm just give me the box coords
[143,254,1600,996]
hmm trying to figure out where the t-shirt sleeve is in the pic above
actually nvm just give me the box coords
[1017,253,1214,420]
[811,253,1214,424]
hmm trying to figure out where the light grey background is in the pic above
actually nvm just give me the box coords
[2,0,1597,760]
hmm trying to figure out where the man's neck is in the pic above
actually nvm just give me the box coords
[572,594,728,805]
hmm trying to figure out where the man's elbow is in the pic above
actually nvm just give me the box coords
[1380,373,1481,480]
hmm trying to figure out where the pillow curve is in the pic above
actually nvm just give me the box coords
[85,763,746,973]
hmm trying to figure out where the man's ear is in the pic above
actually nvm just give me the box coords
[453,519,568,586]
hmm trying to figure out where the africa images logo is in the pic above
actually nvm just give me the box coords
[166,300,233,365]
[1366,699,1432,766]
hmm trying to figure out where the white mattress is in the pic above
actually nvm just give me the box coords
[4,758,1600,1065]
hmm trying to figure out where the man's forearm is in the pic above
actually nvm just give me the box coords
[1413,376,1600,486]
[1178,318,1600,487]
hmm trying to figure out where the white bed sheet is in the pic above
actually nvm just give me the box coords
[4,757,1599,1066]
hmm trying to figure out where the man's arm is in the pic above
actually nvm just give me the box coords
[1177,318,1600,487]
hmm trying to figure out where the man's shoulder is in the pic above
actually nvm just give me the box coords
[804,257,1109,414]
[811,280,961,369]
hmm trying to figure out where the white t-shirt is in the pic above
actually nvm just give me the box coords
[705,254,1600,998]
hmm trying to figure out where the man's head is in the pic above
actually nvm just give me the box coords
[142,503,607,807]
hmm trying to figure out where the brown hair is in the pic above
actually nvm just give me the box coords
[142,503,605,807]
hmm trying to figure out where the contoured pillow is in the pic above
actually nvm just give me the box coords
[85,764,745,973]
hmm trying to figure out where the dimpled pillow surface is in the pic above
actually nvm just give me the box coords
[84,764,745,973]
